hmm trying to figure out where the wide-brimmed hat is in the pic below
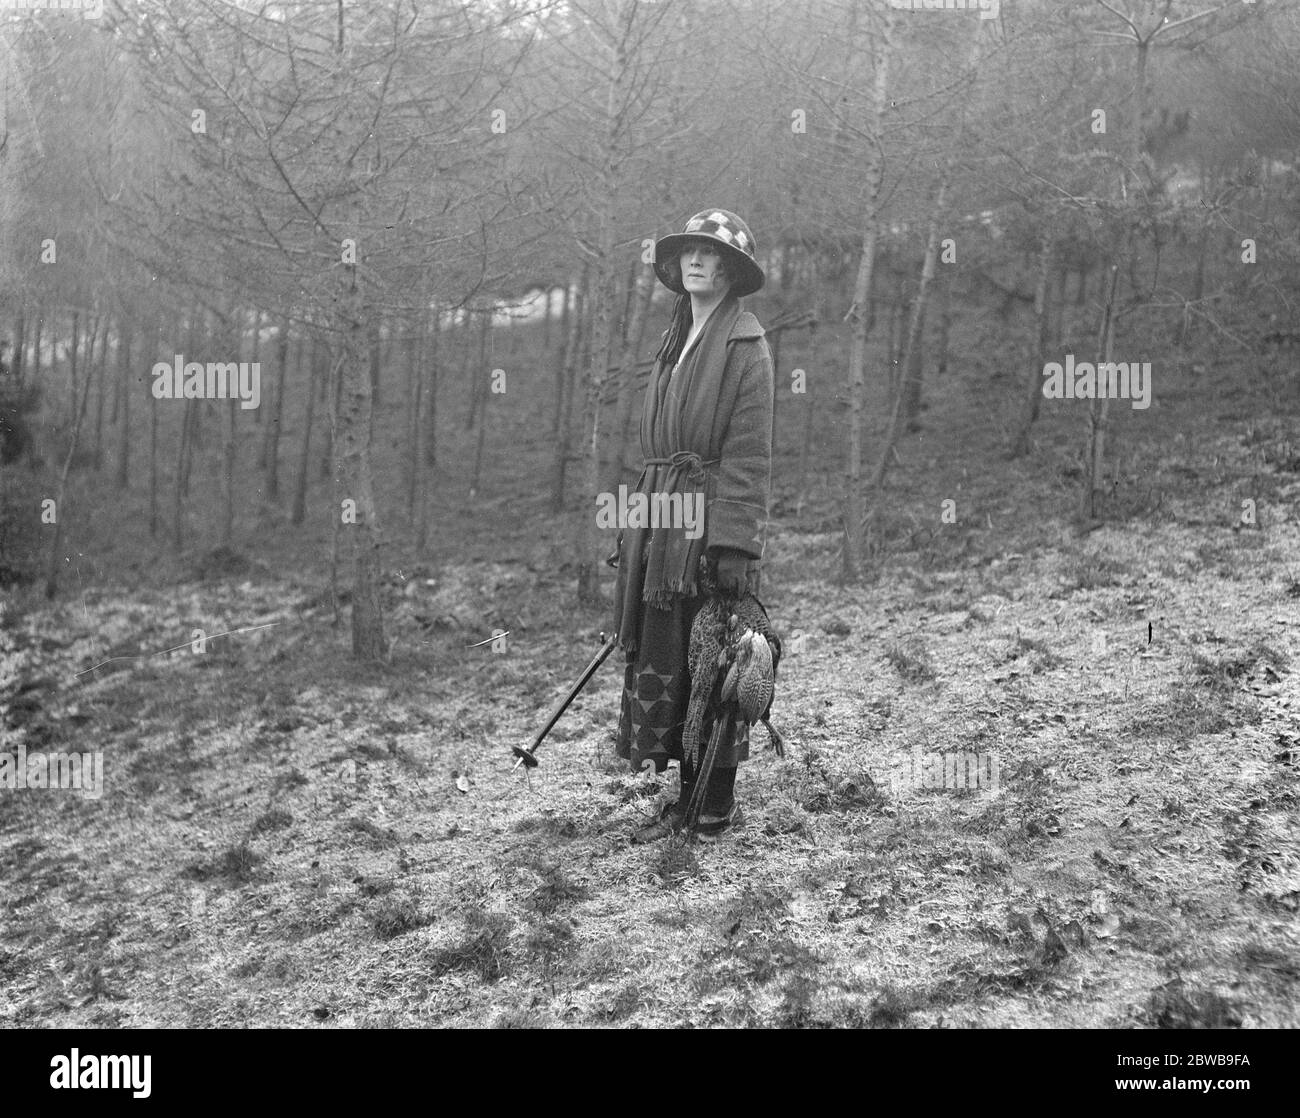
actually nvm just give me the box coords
[654,209,765,298]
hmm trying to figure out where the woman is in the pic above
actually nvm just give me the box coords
[611,209,774,841]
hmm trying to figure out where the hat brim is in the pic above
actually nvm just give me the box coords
[654,232,765,298]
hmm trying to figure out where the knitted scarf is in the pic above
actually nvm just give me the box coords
[616,294,744,641]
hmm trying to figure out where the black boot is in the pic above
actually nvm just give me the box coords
[631,763,693,845]
[697,766,742,837]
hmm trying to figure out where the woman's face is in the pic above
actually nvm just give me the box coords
[679,240,730,298]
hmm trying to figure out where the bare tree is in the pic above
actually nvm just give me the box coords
[117,0,539,657]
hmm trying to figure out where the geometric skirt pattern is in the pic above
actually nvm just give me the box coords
[615,593,749,775]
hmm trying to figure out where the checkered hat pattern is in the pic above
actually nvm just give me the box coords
[654,209,765,297]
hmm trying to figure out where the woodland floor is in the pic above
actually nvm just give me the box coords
[1,321,1298,1029]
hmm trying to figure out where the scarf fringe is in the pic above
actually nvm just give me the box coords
[644,571,699,610]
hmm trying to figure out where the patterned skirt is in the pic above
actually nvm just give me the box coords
[615,594,750,774]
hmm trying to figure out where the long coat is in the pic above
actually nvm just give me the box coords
[691,310,775,562]
[611,302,774,771]
[613,306,774,632]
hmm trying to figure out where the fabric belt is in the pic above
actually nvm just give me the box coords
[642,451,719,485]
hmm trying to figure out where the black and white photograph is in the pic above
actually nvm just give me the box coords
[0,0,1296,1060]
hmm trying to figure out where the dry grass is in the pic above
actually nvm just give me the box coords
[1,330,1298,1029]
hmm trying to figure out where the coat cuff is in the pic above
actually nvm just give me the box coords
[706,498,765,560]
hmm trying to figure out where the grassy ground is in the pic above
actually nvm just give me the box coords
[1,309,1298,1028]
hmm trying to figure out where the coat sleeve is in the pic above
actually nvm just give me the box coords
[706,340,773,560]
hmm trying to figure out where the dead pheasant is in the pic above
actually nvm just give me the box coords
[683,595,729,767]
[682,592,783,768]
[722,625,784,757]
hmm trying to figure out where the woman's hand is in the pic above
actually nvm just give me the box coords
[713,549,749,596]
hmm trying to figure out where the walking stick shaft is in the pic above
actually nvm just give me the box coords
[512,632,619,770]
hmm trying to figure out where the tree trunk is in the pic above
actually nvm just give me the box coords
[769,328,783,428]
[870,177,947,491]
[178,311,203,501]
[1081,21,1147,522]
[843,246,877,581]
[611,268,655,489]
[406,311,423,520]
[32,313,43,385]
[333,272,386,660]
[67,311,81,431]
[1052,265,1068,351]
[900,305,926,430]
[797,319,819,504]
[116,322,132,488]
[249,311,262,425]
[368,316,382,411]
[92,317,108,470]
[182,361,201,496]
[221,308,237,546]
[1180,216,1210,348]
[423,308,440,470]
[328,345,343,629]
[619,259,638,348]
[291,332,317,526]
[551,281,572,438]
[552,268,586,512]
[934,276,951,381]
[173,400,191,549]
[12,310,26,385]
[109,322,121,426]
[222,396,237,545]
[321,347,340,481]
[148,321,159,535]
[1009,229,1055,459]
[172,334,196,543]
[888,286,909,403]
[1083,263,1121,522]
[45,340,97,598]
[469,310,491,497]
[183,401,200,498]
[416,308,435,552]
[149,379,159,536]
[263,314,291,496]
[841,21,893,581]
[577,252,614,603]
[465,309,485,431]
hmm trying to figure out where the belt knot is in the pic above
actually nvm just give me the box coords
[643,451,717,484]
